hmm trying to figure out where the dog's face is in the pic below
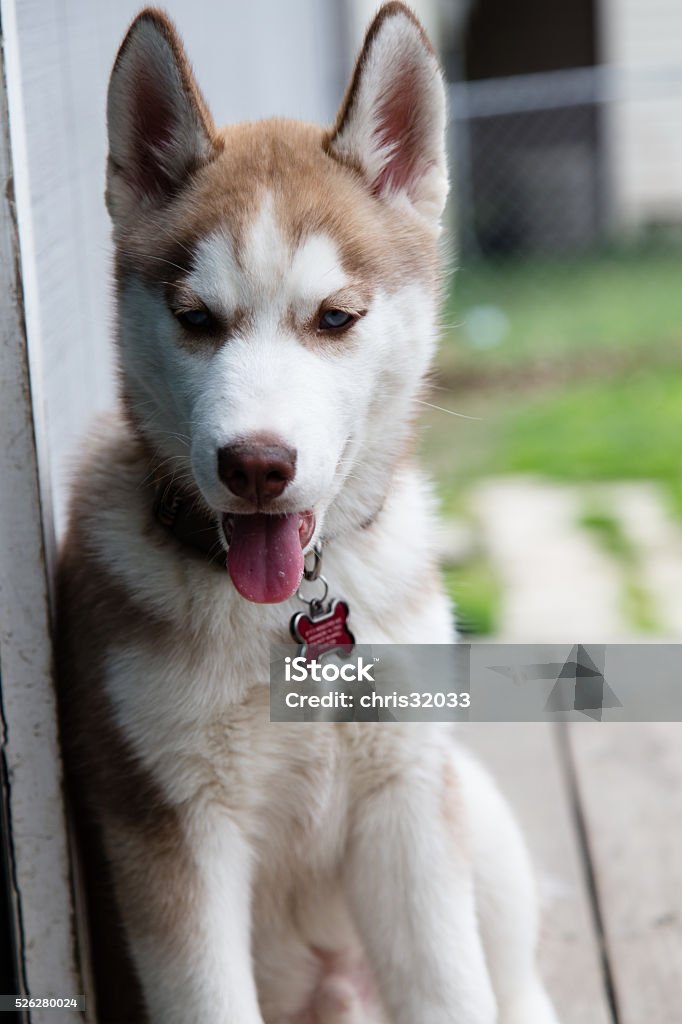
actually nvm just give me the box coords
[107,4,447,602]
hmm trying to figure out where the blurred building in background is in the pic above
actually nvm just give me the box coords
[602,0,682,233]
[448,0,682,256]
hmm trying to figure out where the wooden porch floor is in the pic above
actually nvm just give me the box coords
[463,723,682,1024]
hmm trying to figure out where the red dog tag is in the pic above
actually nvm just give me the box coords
[290,600,355,662]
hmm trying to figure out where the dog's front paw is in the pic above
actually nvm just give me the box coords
[498,982,560,1024]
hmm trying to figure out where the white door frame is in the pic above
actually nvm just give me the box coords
[0,4,86,1020]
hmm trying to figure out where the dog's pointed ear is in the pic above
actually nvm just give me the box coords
[106,8,219,221]
[326,2,448,230]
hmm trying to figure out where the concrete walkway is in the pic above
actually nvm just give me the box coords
[469,477,682,641]
[608,482,682,636]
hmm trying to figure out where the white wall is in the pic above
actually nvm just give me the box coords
[5,0,346,534]
[348,0,440,47]
[600,0,682,231]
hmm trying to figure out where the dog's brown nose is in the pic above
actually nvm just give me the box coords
[217,439,296,505]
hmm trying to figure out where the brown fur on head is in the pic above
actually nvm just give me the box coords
[106,3,447,278]
[105,4,448,544]
[106,8,220,220]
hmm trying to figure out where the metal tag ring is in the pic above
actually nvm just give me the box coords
[303,543,323,581]
[296,572,329,608]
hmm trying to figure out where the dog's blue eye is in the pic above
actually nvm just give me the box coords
[176,308,212,330]
[319,309,354,330]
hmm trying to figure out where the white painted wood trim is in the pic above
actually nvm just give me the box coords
[0,2,85,1019]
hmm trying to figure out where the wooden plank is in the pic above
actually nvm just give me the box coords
[459,723,614,1024]
[567,723,682,1024]
[0,5,85,1020]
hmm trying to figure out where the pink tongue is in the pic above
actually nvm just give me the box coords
[227,513,304,604]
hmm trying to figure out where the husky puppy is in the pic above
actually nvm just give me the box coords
[57,5,559,1023]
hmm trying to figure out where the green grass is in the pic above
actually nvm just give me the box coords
[440,248,682,376]
[578,508,661,634]
[578,511,634,561]
[420,246,682,635]
[421,247,682,516]
[485,368,682,486]
[623,582,660,635]
[443,559,501,637]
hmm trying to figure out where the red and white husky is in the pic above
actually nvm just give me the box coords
[57,5,559,1023]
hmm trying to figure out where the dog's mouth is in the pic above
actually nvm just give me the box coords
[222,511,316,604]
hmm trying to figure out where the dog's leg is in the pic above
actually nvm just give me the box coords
[453,748,560,1024]
[342,761,498,1024]
[101,810,264,1024]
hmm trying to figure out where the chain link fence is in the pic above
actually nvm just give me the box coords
[448,64,682,260]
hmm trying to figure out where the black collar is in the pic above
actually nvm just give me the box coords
[153,480,384,567]
[153,480,225,568]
